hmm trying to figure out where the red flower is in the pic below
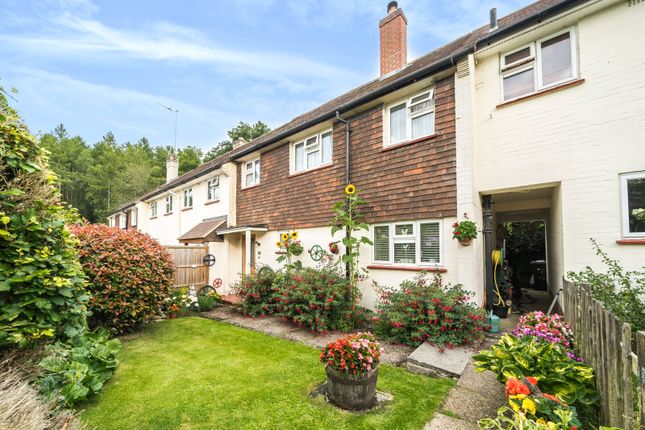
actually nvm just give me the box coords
[454,231,461,236]
[505,377,530,397]
[525,376,538,386]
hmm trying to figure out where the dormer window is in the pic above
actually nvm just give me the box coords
[384,88,435,147]
[501,28,577,101]
[292,130,332,173]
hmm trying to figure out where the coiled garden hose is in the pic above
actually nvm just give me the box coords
[491,249,505,306]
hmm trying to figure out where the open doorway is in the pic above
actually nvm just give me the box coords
[502,221,547,291]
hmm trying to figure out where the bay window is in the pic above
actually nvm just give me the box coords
[372,221,442,266]
[385,88,435,147]
[501,28,577,101]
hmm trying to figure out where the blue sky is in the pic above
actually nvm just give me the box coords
[0,0,528,151]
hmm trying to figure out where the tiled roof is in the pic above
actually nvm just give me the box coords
[177,216,228,241]
[230,0,577,158]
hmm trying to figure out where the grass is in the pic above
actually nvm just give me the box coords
[80,317,453,430]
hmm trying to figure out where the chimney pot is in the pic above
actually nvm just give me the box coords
[379,1,407,76]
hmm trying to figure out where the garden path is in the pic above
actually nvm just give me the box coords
[201,306,415,365]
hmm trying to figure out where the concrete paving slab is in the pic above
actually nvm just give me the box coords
[407,342,474,377]
[423,413,478,430]
[457,363,503,396]
[442,385,504,424]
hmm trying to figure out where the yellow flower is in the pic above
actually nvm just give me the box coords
[510,399,521,412]
[276,241,282,248]
[290,231,298,240]
[344,184,356,195]
[521,398,536,415]
[281,233,289,241]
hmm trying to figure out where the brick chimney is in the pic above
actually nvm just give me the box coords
[166,152,179,183]
[379,1,407,76]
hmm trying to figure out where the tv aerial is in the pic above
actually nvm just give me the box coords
[158,103,179,151]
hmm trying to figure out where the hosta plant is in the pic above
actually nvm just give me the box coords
[478,406,579,430]
[473,334,597,406]
[320,332,383,375]
[373,272,487,347]
[38,329,120,406]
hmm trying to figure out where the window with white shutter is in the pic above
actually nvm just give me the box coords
[372,220,442,266]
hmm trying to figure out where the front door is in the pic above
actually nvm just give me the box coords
[241,233,256,276]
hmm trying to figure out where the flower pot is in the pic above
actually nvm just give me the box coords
[458,238,472,246]
[291,246,303,256]
[325,366,378,410]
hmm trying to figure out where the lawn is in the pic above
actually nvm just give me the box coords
[81,317,453,430]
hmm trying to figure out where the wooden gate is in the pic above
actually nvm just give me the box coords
[165,245,209,288]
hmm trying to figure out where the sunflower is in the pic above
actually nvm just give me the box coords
[290,231,299,240]
[281,233,289,241]
[344,184,356,195]
[276,241,282,248]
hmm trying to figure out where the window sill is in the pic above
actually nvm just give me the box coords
[204,199,221,206]
[616,238,645,245]
[381,134,438,152]
[241,183,260,191]
[181,207,193,212]
[164,212,174,217]
[289,162,333,178]
[150,216,157,220]
[497,78,585,108]
[367,265,447,273]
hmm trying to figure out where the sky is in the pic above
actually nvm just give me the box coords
[0,0,529,152]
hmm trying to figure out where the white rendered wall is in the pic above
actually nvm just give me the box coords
[472,0,645,279]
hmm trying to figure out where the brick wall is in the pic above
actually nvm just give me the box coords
[236,76,457,229]
[379,8,407,76]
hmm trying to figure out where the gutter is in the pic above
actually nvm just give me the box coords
[335,111,351,185]
[232,0,584,160]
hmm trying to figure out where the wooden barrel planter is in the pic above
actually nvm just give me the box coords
[325,366,378,410]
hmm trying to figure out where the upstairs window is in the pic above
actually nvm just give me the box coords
[183,187,193,208]
[501,28,577,101]
[372,221,442,266]
[165,195,173,214]
[207,177,220,201]
[119,214,126,229]
[244,158,260,188]
[130,209,137,226]
[621,171,645,237]
[293,130,333,173]
[385,88,435,147]
[150,201,157,218]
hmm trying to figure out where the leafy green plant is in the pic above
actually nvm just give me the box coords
[0,85,88,347]
[273,266,355,333]
[373,272,487,348]
[330,184,372,326]
[276,231,303,269]
[473,334,597,406]
[452,216,478,240]
[235,266,278,316]
[71,224,175,334]
[38,329,120,407]
[568,239,645,337]
[197,289,221,312]
[478,406,579,430]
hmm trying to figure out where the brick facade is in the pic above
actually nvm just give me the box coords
[379,7,407,76]
[236,76,457,229]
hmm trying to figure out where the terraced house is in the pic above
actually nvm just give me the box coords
[108,0,645,309]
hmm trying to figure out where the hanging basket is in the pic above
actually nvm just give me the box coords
[458,238,473,246]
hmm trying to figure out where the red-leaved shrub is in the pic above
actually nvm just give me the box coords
[71,224,174,334]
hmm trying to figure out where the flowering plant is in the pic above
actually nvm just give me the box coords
[452,216,478,240]
[633,207,645,221]
[320,332,383,375]
[277,231,303,266]
[164,287,197,316]
[512,312,576,356]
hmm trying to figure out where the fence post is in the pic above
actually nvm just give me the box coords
[637,331,645,429]
[621,323,633,430]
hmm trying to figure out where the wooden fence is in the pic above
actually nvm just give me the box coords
[165,245,209,288]
[562,278,644,430]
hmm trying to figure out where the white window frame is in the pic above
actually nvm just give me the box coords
[500,27,578,102]
[207,176,220,201]
[291,129,333,173]
[150,201,157,218]
[119,214,126,229]
[383,88,435,147]
[371,220,443,266]
[620,171,645,237]
[130,209,137,226]
[183,187,193,209]
[165,195,173,214]
[243,158,261,188]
